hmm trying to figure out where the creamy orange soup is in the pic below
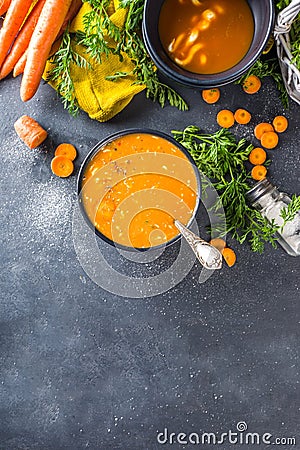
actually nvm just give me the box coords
[159,0,254,74]
[81,133,198,248]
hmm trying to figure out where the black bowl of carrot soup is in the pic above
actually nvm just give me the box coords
[77,129,201,251]
[142,0,274,88]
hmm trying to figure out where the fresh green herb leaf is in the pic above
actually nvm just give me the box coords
[172,125,283,253]
[280,194,300,225]
[46,29,91,116]
[48,0,188,115]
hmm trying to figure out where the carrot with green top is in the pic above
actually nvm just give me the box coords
[216,109,235,128]
[0,0,46,80]
[0,0,33,69]
[242,74,261,94]
[0,0,11,16]
[20,0,73,102]
[201,88,220,104]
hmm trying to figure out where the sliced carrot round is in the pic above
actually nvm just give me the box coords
[55,143,77,161]
[51,155,74,178]
[242,74,261,94]
[260,131,279,149]
[216,109,235,128]
[251,165,267,181]
[209,238,226,252]
[201,88,220,104]
[272,115,288,133]
[221,247,236,267]
[249,147,267,165]
[254,122,274,140]
[234,108,251,124]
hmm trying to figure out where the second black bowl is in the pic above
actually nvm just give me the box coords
[142,0,275,89]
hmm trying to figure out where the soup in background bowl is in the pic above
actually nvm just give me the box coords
[159,0,254,75]
[142,0,274,88]
[77,129,201,251]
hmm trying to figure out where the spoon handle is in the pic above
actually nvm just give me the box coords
[175,220,222,270]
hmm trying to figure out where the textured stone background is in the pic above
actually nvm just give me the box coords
[0,66,299,450]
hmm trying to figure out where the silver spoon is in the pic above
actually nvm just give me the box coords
[174,219,222,270]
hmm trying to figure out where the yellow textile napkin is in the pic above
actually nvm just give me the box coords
[45,1,145,122]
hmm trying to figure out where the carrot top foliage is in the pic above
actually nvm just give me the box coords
[47,0,188,116]
[172,126,300,253]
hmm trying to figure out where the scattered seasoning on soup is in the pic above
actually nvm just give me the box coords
[159,0,254,74]
[81,133,199,248]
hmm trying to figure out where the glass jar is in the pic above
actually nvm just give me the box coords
[247,178,300,256]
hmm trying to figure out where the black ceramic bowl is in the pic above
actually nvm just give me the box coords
[142,0,275,88]
[77,129,201,252]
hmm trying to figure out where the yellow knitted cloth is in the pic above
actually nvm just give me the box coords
[45,1,145,122]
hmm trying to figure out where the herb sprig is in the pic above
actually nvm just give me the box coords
[47,0,188,115]
[46,29,91,116]
[280,194,300,226]
[172,126,300,253]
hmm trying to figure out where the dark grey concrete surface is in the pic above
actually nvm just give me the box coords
[0,66,299,450]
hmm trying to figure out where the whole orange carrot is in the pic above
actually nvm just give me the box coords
[20,0,73,102]
[60,0,82,33]
[0,0,47,80]
[13,49,27,77]
[0,0,11,16]
[0,0,33,69]
[12,0,81,79]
